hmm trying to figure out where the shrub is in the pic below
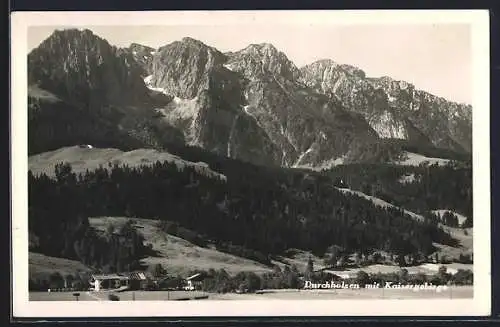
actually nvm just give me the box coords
[356,270,370,287]
[452,269,473,285]
[108,294,120,301]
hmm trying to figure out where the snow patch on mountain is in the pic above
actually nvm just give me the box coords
[144,75,153,84]
[143,75,170,94]
[242,105,259,123]
[223,64,235,71]
[293,146,314,167]
[144,75,171,94]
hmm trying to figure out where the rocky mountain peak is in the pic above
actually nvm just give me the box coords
[180,37,209,46]
[28,29,473,168]
[129,43,155,52]
[305,58,337,68]
[300,59,472,153]
[148,38,227,99]
[126,43,156,77]
[28,28,150,106]
[226,42,300,81]
[301,59,366,81]
[370,76,415,93]
[243,43,278,55]
[32,28,108,58]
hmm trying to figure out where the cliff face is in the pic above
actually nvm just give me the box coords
[126,43,156,77]
[27,29,183,155]
[28,30,472,166]
[300,59,472,153]
[28,29,151,107]
[223,44,378,167]
[141,38,281,166]
[145,39,378,167]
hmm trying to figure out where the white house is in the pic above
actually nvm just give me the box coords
[89,274,129,291]
[184,273,204,291]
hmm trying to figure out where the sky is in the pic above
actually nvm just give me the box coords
[28,24,472,104]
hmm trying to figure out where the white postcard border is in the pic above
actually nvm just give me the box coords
[11,10,491,317]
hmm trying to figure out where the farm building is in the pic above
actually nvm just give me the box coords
[89,272,157,291]
[89,274,129,291]
[129,272,153,290]
[184,273,205,291]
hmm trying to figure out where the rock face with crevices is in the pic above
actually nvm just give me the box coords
[299,59,472,153]
[145,37,281,166]
[28,29,472,167]
[126,43,156,77]
[145,40,379,167]
[27,29,183,155]
[223,44,378,167]
[28,29,151,107]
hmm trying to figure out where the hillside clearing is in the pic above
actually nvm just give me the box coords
[29,252,92,280]
[324,262,472,278]
[336,187,424,221]
[395,151,451,166]
[28,85,61,103]
[30,216,472,281]
[88,217,273,276]
[432,209,469,226]
[28,146,226,180]
[334,187,472,261]
[272,249,325,271]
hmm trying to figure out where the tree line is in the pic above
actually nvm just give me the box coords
[29,157,461,272]
[30,263,472,292]
[323,162,472,226]
[29,163,151,273]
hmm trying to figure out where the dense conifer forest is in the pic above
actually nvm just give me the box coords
[324,162,472,226]
[28,151,470,271]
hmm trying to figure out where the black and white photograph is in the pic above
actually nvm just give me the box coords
[11,10,490,317]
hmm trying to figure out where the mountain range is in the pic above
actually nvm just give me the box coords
[27,29,474,284]
[28,28,472,168]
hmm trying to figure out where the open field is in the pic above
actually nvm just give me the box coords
[30,291,101,301]
[30,286,473,301]
[324,262,473,278]
[30,215,472,281]
[89,217,274,276]
[432,209,468,226]
[28,146,226,180]
[29,252,92,280]
[395,152,451,167]
[335,187,472,261]
[30,290,209,301]
[210,287,473,300]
